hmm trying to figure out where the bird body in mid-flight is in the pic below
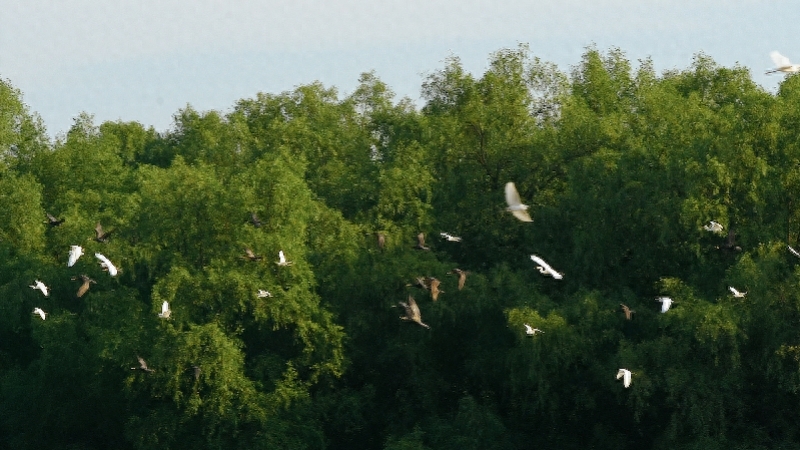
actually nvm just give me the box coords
[158,301,171,319]
[276,250,293,266]
[729,286,747,298]
[656,297,673,313]
[33,307,47,320]
[257,289,273,298]
[72,274,97,298]
[704,221,724,233]
[428,277,443,301]
[789,245,800,258]
[30,280,49,297]
[398,297,430,329]
[620,304,635,320]
[68,245,84,267]
[94,222,114,243]
[616,368,632,388]
[524,324,543,336]
[95,253,118,276]
[132,356,155,373]
[440,232,462,242]
[505,182,533,222]
[767,51,800,74]
[449,268,468,290]
[414,233,430,250]
[530,254,563,279]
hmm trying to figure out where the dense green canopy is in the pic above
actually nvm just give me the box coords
[3,45,800,449]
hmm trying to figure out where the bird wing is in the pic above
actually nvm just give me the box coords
[616,369,625,380]
[790,245,800,258]
[505,182,523,207]
[530,255,555,274]
[47,212,58,223]
[458,272,466,290]
[76,280,91,297]
[68,246,82,266]
[161,301,169,314]
[624,371,631,387]
[417,233,426,247]
[278,250,286,263]
[511,209,533,222]
[408,297,422,321]
[95,222,105,239]
[771,51,792,68]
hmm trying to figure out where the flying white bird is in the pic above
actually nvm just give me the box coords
[789,245,800,258]
[158,301,171,319]
[257,289,273,298]
[68,245,84,267]
[29,280,49,297]
[616,368,632,388]
[766,51,800,74]
[505,182,533,222]
[729,286,747,298]
[703,221,724,233]
[440,232,462,242]
[524,324,543,336]
[32,307,46,321]
[656,297,674,313]
[276,250,293,266]
[530,254,563,279]
[95,253,118,276]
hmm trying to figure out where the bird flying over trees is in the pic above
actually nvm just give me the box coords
[530,254,563,279]
[656,297,673,313]
[95,253,118,276]
[44,212,64,227]
[616,369,632,388]
[276,250,293,266]
[72,274,97,298]
[440,232,462,242]
[30,280,49,297]
[249,212,263,228]
[449,268,468,290]
[525,324,543,336]
[242,248,263,261]
[704,221,724,233]
[68,245,84,267]
[158,301,171,319]
[131,356,154,373]
[414,233,430,250]
[766,51,800,74]
[398,296,430,329]
[94,222,114,243]
[620,304,635,320]
[729,286,747,298]
[32,307,47,320]
[428,277,443,301]
[505,182,533,222]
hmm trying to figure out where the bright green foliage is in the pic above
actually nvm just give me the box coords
[6,46,800,450]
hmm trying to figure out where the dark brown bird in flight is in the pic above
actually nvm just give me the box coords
[249,212,263,228]
[242,248,263,261]
[94,222,114,243]
[428,277,443,301]
[72,274,97,298]
[44,212,64,227]
[620,304,635,320]
[717,228,742,252]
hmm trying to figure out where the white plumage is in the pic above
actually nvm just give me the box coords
[789,245,800,258]
[524,324,543,336]
[68,245,84,267]
[440,232,462,242]
[505,182,533,222]
[530,254,563,279]
[276,250,293,266]
[767,51,800,74]
[703,221,724,233]
[257,289,273,298]
[30,280,49,297]
[656,297,673,313]
[95,253,118,276]
[729,286,747,298]
[33,307,47,321]
[616,368,632,388]
[158,301,171,319]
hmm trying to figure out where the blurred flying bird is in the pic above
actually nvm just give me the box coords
[33,307,47,320]
[414,233,430,250]
[95,253,118,276]
[398,296,430,329]
[440,232,462,242]
[729,286,747,298]
[131,356,154,373]
[249,212,263,228]
[72,274,96,298]
[620,304,635,320]
[616,369,632,388]
[30,280,49,297]
[409,276,430,291]
[656,297,673,313]
[505,182,533,222]
[158,301,171,319]
[703,221,724,233]
[376,232,386,250]
[276,250,293,266]
[789,245,800,258]
[525,324,543,336]
[530,254,563,279]
[449,268,469,290]
[257,289,273,298]
[766,51,800,74]
[44,212,64,227]
[428,277,443,301]
[68,245,84,267]
[94,222,114,243]
[242,248,263,261]
[716,228,742,252]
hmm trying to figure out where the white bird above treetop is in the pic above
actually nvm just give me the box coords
[505,182,533,222]
[616,369,632,388]
[30,280,49,297]
[68,245,84,267]
[656,297,673,313]
[530,254,563,280]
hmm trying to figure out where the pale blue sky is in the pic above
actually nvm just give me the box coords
[1,0,797,138]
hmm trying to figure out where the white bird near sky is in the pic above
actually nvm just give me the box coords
[729,286,747,298]
[257,289,273,298]
[530,254,563,279]
[703,221,724,233]
[95,253,118,276]
[158,301,171,319]
[440,232,462,242]
[505,182,533,222]
[789,245,800,258]
[276,250,293,266]
[656,296,673,313]
[68,245,83,267]
[33,307,46,320]
[616,369,632,388]
[524,324,543,336]
[766,51,800,75]
[30,280,49,297]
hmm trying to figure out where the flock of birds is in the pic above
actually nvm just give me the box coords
[394,182,780,389]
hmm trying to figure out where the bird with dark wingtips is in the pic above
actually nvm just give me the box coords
[242,248,263,262]
[72,274,97,298]
[131,356,155,373]
[249,212,263,228]
[398,296,430,329]
[94,222,114,243]
[449,268,469,290]
[620,304,635,320]
[44,212,64,227]
[413,233,430,251]
[427,277,443,301]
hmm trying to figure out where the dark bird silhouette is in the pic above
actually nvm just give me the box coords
[249,212,263,228]
[94,222,114,243]
[44,212,64,227]
[716,228,742,253]
[398,296,430,329]
[620,304,635,320]
[72,274,96,298]
[242,248,263,261]
[413,233,430,251]
[449,268,468,290]
[131,355,155,373]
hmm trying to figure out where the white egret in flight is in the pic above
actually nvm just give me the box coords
[440,232,462,242]
[33,307,47,320]
[703,221,724,233]
[789,245,800,258]
[276,250,293,266]
[257,289,273,298]
[30,280,49,297]
[158,301,171,319]
[656,297,673,313]
[505,182,533,222]
[95,253,118,276]
[616,369,632,388]
[729,286,747,298]
[68,245,84,267]
[530,254,563,279]
[524,324,543,336]
[766,51,800,74]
